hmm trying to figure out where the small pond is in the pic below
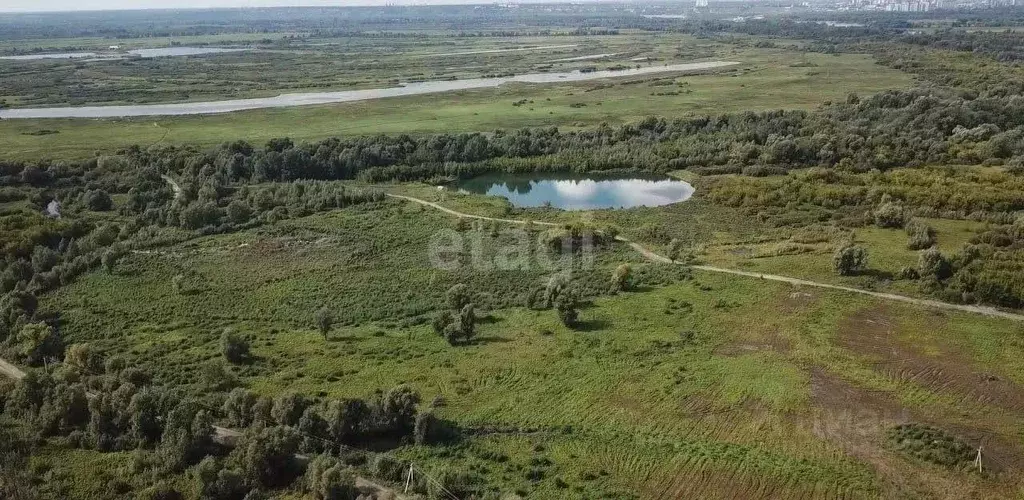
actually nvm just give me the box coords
[457,172,694,210]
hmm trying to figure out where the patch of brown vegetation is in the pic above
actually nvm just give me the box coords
[239,238,288,257]
[716,289,814,356]
[714,329,792,357]
[646,462,806,500]
[838,305,1024,414]
[808,368,1019,499]
[780,289,818,312]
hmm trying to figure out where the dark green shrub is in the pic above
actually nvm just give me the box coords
[832,245,867,276]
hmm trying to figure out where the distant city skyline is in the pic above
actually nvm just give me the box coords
[0,0,522,13]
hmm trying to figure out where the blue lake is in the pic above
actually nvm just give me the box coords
[457,173,694,210]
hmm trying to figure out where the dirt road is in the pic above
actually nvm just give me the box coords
[161,174,182,200]
[387,193,1024,322]
[0,358,26,380]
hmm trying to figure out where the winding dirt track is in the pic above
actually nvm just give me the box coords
[386,193,1024,322]
[161,174,182,199]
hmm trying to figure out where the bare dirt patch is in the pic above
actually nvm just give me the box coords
[646,462,810,500]
[808,368,1019,499]
[714,329,792,357]
[838,306,1024,414]
[781,290,817,312]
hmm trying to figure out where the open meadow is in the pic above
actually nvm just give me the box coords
[4,5,1024,500]
[33,193,1024,499]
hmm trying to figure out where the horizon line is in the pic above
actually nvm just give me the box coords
[0,0,635,15]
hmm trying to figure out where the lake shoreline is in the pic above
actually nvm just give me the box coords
[457,172,695,210]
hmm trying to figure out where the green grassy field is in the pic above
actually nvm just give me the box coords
[383,175,994,303]
[8,13,1024,497]
[1,43,913,161]
[39,193,1024,499]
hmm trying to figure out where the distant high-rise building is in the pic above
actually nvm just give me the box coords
[695,0,709,8]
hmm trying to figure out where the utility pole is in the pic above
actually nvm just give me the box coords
[404,463,415,493]
[975,446,983,473]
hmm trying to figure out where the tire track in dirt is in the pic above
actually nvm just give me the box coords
[838,306,1024,414]
[808,366,1024,499]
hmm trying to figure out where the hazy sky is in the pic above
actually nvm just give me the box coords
[0,0,490,13]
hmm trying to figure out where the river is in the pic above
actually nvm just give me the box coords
[0,60,739,119]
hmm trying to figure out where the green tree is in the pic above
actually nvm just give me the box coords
[543,273,571,308]
[666,238,684,263]
[158,400,214,472]
[201,361,238,391]
[64,343,102,375]
[414,411,438,445]
[221,329,250,364]
[458,303,476,342]
[446,283,471,310]
[31,246,59,273]
[251,397,274,427]
[324,398,368,444]
[5,371,52,417]
[611,263,632,291]
[233,426,301,488]
[16,322,63,366]
[832,245,868,276]
[194,457,246,500]
[905,219,936,250]
[298,406,329,453]
[315,306,333,340]
[84,189,114,211]
[305,455,358,500]
[223,388,258,428]
[104,355,127,375]
[431,310,454,337]
[271,393,311,427]
[101,247,125,273]
[375,385,420,436]
[918,248,952,281]
[226,200,253,224]
[873,202,908,229]
[37,382,88,436]
[128,388,163,446]
[554,287,580,327]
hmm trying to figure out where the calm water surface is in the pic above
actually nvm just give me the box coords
[0,52,99,60]
[1,46,248,61]
[457,172,694,210]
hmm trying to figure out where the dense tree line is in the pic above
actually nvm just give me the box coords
[703,167,1024,222]
[96,82,1024,189]
[921,222,1024,308]
[904,29,1024,62]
